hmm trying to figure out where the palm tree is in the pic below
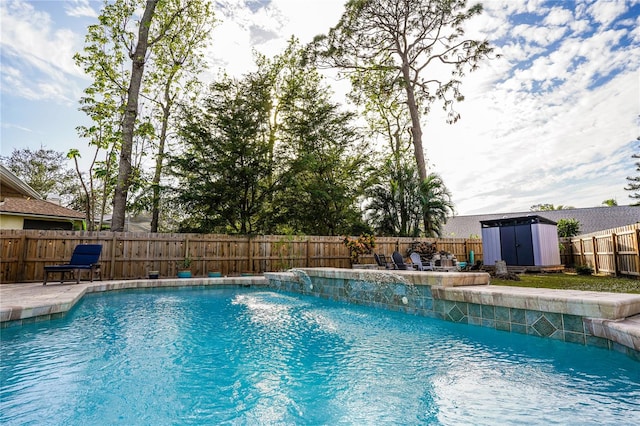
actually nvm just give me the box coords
[364,157,422,236]
[419,174,455,238]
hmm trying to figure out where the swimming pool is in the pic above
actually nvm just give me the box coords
[1,287,639,425]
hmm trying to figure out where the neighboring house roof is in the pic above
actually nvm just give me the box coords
[1,164,84,221]
[0,164,41,199]
[0,197,85,220]
[441,206,640,238]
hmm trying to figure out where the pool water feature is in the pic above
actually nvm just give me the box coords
[1,287,639,425]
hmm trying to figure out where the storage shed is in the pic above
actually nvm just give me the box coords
[481,215,561,267]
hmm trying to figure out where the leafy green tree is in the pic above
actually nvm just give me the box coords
[557,218,581,238]
[310,0,496,184]
[274,77,371,235]
[75,0,214,232]
[111,0,158,232]
[625,139,640,205]
[601,199,618,207]
[0,147,77,202]
[169,40,371,235]
[169,72,275,233]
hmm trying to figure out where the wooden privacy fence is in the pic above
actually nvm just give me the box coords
[0,230,484,284]
[561,223,640,277]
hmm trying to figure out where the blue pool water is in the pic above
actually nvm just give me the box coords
[1,287,639,425]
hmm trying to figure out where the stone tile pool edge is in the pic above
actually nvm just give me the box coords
[1,269,639,361]
[0,277,268,327]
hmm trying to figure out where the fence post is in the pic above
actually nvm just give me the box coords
[579,238,585,266]
[110,233,117,280]
[18,233,27,282]
[591,236,599,273]
[306,238,311,267]
[247,235,253,273]
[611,233,618,276]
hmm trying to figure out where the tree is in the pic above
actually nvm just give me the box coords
[111,0,159,232]
[0,147,77,202]
[143,0,215,232]
[530,204,574,211]
[351,61,453,237]
[274,74,371,235]
[364,156,423,236]
[169,40,371,235]
[557,218,580,238]
[76,0,213,232]
[73,0,130,230]
[419,173,454,237]
[602,199,618,207]
[310,0,495,183]
[625,138,640,205]
[169,73,275,233]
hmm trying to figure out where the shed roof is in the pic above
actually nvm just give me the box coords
[480,215,557,228]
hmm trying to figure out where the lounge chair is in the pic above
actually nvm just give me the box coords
[374,253,394,269]
[391,251,410,270]
[44,244,102,285]
[410,252,434,271]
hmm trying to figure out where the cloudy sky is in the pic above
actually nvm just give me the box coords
[1,0,639,216]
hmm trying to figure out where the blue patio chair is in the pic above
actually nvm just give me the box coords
[391,251,410,270]
[374,253,394,269]
[44,244,102,285]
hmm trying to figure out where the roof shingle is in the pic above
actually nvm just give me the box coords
[0,197,85,220]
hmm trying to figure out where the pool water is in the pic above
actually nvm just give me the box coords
[1,288,639,425]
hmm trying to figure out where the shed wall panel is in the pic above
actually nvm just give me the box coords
[481,227,502,266]
[531,223,561,266]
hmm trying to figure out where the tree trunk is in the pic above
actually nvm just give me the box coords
[111,0,158,232]
[400,61,430,234]
[150,71,176,233]
[400,63,427,182]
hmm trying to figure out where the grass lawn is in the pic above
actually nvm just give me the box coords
[490,273,640,294]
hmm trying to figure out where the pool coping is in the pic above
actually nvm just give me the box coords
[0,277,268,325]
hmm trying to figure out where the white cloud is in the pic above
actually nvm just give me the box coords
[544,7,573,26]
[0,0,86,103]
[65,0,98,18]
[588,0,628,27]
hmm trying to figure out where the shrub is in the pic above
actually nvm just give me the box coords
[575,264,593,275]
[343,234,375,264]
[557,218,581,238]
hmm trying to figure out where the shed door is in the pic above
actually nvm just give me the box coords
[500,224,534,266]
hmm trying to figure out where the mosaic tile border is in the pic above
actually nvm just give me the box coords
[266,271,640,361]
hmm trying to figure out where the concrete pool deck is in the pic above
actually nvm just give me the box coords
[1,270,639,360]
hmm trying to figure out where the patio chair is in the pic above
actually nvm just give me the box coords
[44,244,102,285]
[410,252,434,271]
[391,251,410,270]
[374,253,394,269]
